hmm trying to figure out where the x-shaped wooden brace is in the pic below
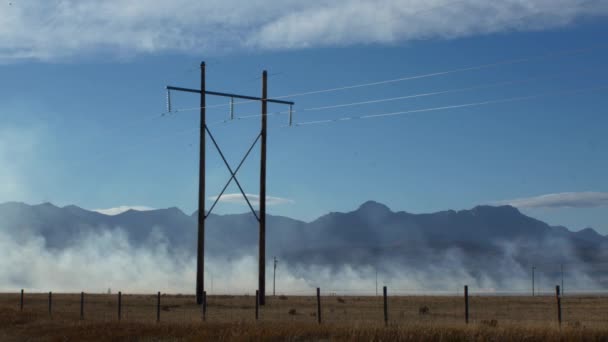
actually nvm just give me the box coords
[204,126,261,222]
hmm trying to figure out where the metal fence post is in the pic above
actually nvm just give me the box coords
[20,289,23,311]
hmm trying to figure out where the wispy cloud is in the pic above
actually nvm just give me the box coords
[93,206,155,215]
[495,192,608,209]
[1,0,607,61]
[209,193,294,206]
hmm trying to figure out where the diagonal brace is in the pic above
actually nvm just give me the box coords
[206,132,261,218]
[205,126,260,221]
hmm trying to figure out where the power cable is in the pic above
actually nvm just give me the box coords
[229,67,601,121]
[292,84,608,126]
[168,44,606,114]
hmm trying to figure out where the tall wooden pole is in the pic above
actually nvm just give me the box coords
[196,61,206,305]
[259,70,268,306]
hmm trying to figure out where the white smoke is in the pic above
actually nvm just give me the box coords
[0,224,601,295]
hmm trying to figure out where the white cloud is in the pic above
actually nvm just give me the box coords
[495,192,608,209]
[209,193,294,206]
[1,0,607,61]
[93,206,155,215]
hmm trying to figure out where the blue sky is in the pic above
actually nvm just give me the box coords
[1,0,608,232]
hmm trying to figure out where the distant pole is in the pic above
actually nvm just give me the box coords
[383,286,388,327]
[20,289,23,311]
[259,70,268,306]
[118,291,122,321]
[316,287,321,324]
[80,292,84,320]
[561,264,564,296]
[375,269,378,296]
[532,266,536,296]
[464,285,469,324]
[556,285,562,327]
[273,256,278,296]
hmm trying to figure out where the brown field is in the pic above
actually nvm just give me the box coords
[1,293,607,341]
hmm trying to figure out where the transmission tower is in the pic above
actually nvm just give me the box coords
[167,62,294,306]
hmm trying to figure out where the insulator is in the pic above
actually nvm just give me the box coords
[230,97,234,120]
[288,105,293,126]
[166,89,172,113]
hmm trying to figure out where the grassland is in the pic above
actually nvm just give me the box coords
[1,293,607,341]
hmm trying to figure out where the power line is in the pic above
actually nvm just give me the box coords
[167,44,606,114]
[293,84,608,127]
[227,67,601,121]
[277,45,605,100]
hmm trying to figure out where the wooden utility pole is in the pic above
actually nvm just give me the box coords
[259,70,268,305]
[196,62,206,305]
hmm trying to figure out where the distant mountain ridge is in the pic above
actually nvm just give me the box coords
[1,200,607,286]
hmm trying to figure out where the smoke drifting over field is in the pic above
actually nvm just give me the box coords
[0,216,603,295]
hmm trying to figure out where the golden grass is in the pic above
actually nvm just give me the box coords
[1,293,607,341]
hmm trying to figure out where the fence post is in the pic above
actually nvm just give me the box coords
[383,286,388,327]
[118,291,122,321]
[48,292,52,318]
[203,291,207,321]
[316,287,321,324]
[80,292,84,320]
[255,290,259,321]
[20,289,23,311]
[464,285,469,324]
[556,285,562,327]
[157,292,161,323]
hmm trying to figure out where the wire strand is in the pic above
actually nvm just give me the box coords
[228,67,600,121]
[167,44,606,113]
[293,84,608,127]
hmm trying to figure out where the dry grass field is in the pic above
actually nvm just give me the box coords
[1,293,607,341]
